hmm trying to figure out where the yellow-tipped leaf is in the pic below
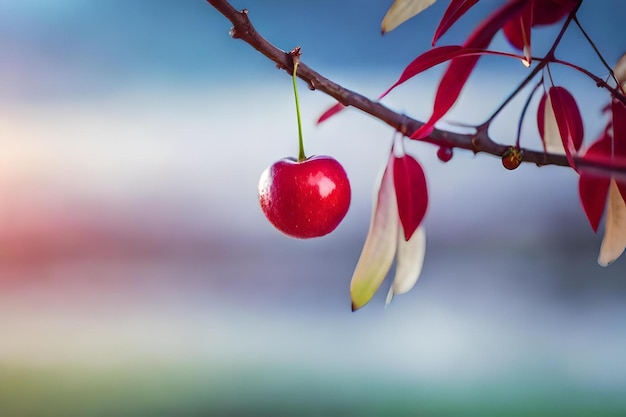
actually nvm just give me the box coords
[350,154,399,311]
[598,180,626,266]
[382,0,437,33]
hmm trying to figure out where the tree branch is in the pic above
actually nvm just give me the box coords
[206,0,626,175]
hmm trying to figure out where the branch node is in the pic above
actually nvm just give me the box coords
[289,47,302,62]
[229,9,250,39]
[398,114,409,137]
[471,135,480,154]
[289,47,301,72]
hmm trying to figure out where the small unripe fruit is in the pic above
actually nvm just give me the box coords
[258,155,351,238]
[437,146,453,163]
[501,147,523,170]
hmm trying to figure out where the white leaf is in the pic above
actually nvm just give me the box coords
[350,153,399,311]
[598,180,626,266]
[381,0,436,33]
[386,225,426,305]
[543,94,566,155]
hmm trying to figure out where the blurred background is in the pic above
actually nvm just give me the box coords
[1,1,625,416]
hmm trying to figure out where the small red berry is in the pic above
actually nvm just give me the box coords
[258,155,351,238]
[501,147,523,170]
[436,146,453,163]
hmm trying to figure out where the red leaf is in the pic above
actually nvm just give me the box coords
[579,133,612,232]
[578,137,626,184]
[532,0,578,25]
[380,46,463,100]
[537,92,547,150]
[317,102,346,124]
[431,0,479,46]
[576,99,626,232]
[547,86,584,168]
[411,0,530,140]
[379,46,526,100]
[321,45,522,125]
[503,1,533,65]
[393,154,428,241]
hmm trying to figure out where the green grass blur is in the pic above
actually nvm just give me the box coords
[1,364,625,417]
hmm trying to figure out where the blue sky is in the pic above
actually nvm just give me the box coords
[3,1,624,98]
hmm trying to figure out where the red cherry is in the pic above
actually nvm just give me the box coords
[258,155,351,238]
[436,146,453,162]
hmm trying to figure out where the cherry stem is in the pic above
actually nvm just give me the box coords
[516,78,543,148]
[291,48,306,162]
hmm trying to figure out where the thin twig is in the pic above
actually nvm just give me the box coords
[573,15,619,86]
[483,0,582,125]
